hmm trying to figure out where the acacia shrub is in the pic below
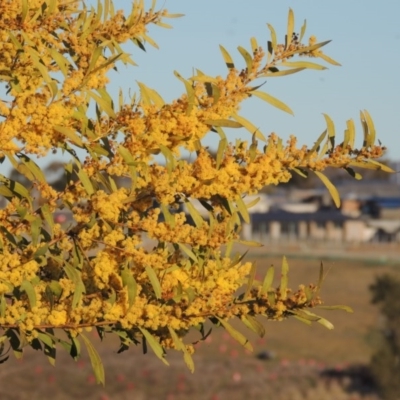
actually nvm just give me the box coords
[0,0,392,384]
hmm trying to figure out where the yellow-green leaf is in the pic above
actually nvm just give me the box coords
[251,90,293,115]
[317,305,353,313]
[219,45,235,69]
[280,256,289,300]
[76,168,95,196]
[314,171,341,207]
[232,114,267,141]
[20,280,36,310]
[168,327,194,373]
[178,243,198,263]
[317,52,341,66]
[54,126,84,147]
[241,315,265,337]
[362,110,376,148]
[244,262,257,299]
[216,317,252,351]
[81,334,105,386]
[121,267,137,309]
[139,328,169,365]
[280,61,327,70]
[237,46,253,72]
[261,266,274,295]
[185,201,204,228]
[322,113,335,150]
[267,23,277,54]
[286,8,295,49]
[261,67,305,77]
[299,19,307,42]
[236,196,250,224]
[216,138,227,169]
[203,119,242,128]
[145,265,162,299]
[174,70,195,115]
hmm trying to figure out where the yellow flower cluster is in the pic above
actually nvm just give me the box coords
[0,1,390,376]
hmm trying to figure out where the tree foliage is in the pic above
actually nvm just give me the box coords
[369,275,400,400]
[0,0,392,383]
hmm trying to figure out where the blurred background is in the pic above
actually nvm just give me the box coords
[1,0,400,399]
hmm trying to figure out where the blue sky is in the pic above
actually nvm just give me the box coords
[3,0,400,175]
[109,0,400,161]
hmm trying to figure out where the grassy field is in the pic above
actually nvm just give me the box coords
[1,253,399,399]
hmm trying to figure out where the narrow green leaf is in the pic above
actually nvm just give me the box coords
[307,130,327,158]
[287,40,332,57]
[76,168,95,196]
[72,281,85,310]
[299,19,307,42]
[314,171,341,207]
[190,74,218,84]
[178,243,198,263]
[268,290,276,306]
[250,37,258,54]
[185,200,204,228]
[262,67,305,77]
[244,262,257,299]
[137,81,164,108]
[7,329,23,359]
[266,23,277,53]
[241,315,265,337]
[20,280,36,310]
[219,45,235,69]
[139,328,168,365]
[232,114,267,141]
[294,314,314,325]
[0,174,32,208]
[280,61,327,70]
[203,119,242,128]
[17,154,46,183]
[40,204,54,237]
[317,52,341,66]
[121,267,137,309]
[217,317,252,351]
[0,295,6,318]
[261,266,274,295]
[245,196,260,210]
[286,8,295,49]
[88,91,116,118]
[291,167,308,178]
[160,204,175,228]
[348,160,394,172]
[317,305,353,313]
[251,90,293,115]
[216,138,227,169]
[236,196,250,224]
[37,331,56,366]
[346,119,356,149]
[280,256,289,300]
[81,334,105,385]
[21,0,29,22]
[54,126,84,147]
[322,113,335,150]
[344,167,362,180]
[168,327,194,373]
[159,144,175,175]
[174,70,195,115]
[237,46,253,72]
[363,110,376,148]
[145,266,162,299]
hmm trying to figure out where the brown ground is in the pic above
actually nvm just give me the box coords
[1,250,399,400]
